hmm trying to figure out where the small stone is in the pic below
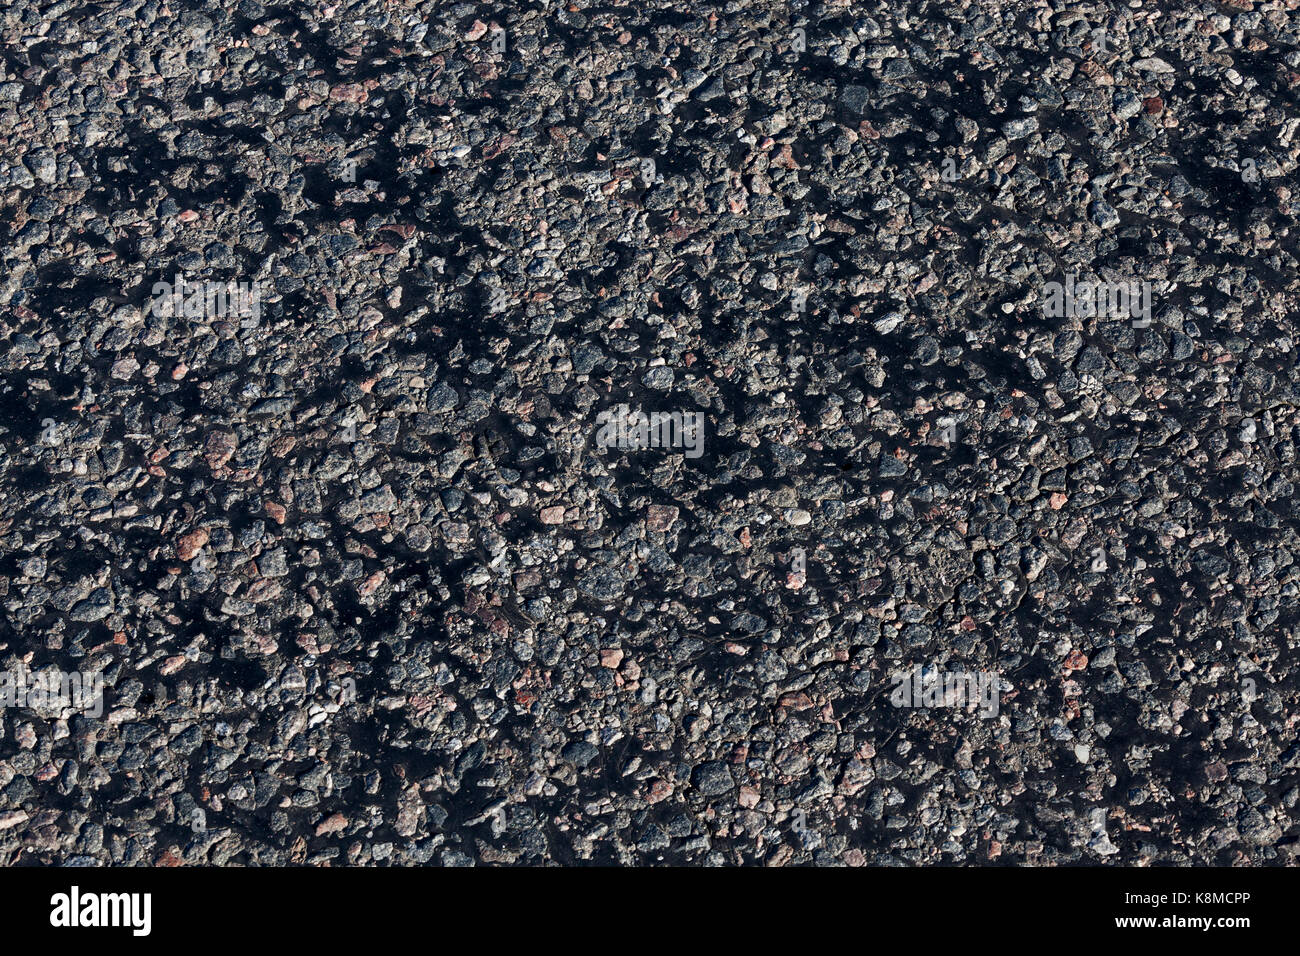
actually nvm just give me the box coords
[645,779,672,804]
[316,813,348,836]
[646,504,678,530]
[177,529,210,561]
[1134,57,1176,73]
[203,431,237,470]
[693,761,735,796]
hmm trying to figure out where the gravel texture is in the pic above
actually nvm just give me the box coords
[1,0,1299,866]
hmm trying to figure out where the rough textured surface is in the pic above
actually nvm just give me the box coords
[1,0,1298,866]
